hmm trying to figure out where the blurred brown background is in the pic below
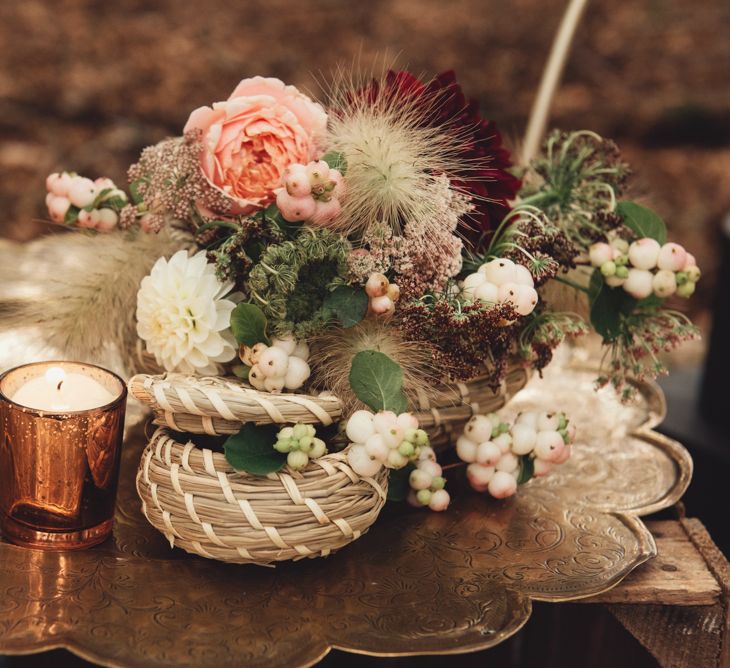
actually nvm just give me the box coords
[1,0,729,324]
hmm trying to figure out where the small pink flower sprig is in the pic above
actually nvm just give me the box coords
[456,410,575,499]
[275,159,345,225]
[45,172,129,232]
[589,237,700,300]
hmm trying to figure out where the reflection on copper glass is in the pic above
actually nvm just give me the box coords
[0,361,127,549]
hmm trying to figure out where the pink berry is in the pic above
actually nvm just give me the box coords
[329,169,345,199]
[365,273,389,298]
[652,269,677,298]
[373,411,398,433]
[657,243,687,272]
[49,172,72,197]
[95,208,118,231]
[533,459,553,477]
[310,198,342,225]
[306,160,331,184]
[553,444,572,465]
[283,164,312,197]
[534,431,566,463]
[488,471,518,498]
[77,209,95,228]
[682,252,697,270]
[46,172,61,194]
[48,196,71,223]
[370,295,395,315]
[396,412,419,430]
[628,238,661,270]
[139,213,155,232]
[476,441,502,466]
[276,190,316,222]
[418,459,443,478]
[466,463,494,491]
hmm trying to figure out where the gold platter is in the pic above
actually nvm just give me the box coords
[0,355,692,667]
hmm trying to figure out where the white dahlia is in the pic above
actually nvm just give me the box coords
[136,250,237,374]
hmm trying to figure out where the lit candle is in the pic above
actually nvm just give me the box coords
[10,365,116,412]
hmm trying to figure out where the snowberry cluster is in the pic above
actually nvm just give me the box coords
[461,258,539,316]
[407,449,451,512]
[240,335,311,393]
[46,172,127,231]
[273,422,327,471]
[365,272,401,316]
[346,410,429,477]
[457,410,575,499]
[590,238,700,300]
[275,160,345,225]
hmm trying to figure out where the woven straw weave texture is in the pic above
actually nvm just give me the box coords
[136,428,389,565]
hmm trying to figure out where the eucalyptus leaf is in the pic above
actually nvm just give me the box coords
[588,269,636,342]
[517,455,535,485]
[323,286,368,328]
[349,350,408,413]
[224,423,285,475]
[387,463,416,502]
[616,201,668,245]
[230,302,270,347]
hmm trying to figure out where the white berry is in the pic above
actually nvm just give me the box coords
[462,272,487,300]
[464,415,493,443]
[466,463,495,491]
[474,280,499,303]
[428,489,450,512]
[271,334,297,355]
[652,269,677,298]
[263,376,285,393]
[496,452,519,473]
[515,411,539,429]
[456,435,478,463]
[248,365,266,391]
[488,471,518,498]
[284,356,310,390]
[589,242,614,268]
[628,238,661,270]
[493,432,513,454]
[513,264,535,287]
[511,424,538,455]
[373,411,398,434]
[292,340,309,360]
[623,268,654,299]
[346,410,375,443]
[537,412,560,430]
[364,433,389,461]
[386,449,408,469]
[409,468,433,491]
[476,441,502,465]
[481,258,517,285]
[657,243,687,272]
[396,412,419,430]
[534,430,566,462]
[347,445,382,477]
[258,346,289,378]
[418,459,443,478]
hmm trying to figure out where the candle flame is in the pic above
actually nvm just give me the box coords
[44,367,67,390]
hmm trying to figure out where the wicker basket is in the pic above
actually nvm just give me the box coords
[137,427,388,564]
[128,363,530,445]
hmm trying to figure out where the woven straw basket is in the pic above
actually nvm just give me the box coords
[129,363,530,447]
[137,427,388,564]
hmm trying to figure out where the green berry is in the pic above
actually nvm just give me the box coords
[675,271,688,286]
[499,422,510,435]
[600,261,617,277]
[614,254,629,267]
[310,438,327,459]
[404,427,418,443]
[615,265,629,279]
[292,423,308,440]
[287,450,309,470]
[430,476,446,491]
[306,424,316,438]
[416,489,432,506]
[677,280,696,298]
[414,429,429,446]
[279,426,294,440]
[398,441,415,457]
[557,413,568,431]
[273,440,292,453]
[299,436,313,453]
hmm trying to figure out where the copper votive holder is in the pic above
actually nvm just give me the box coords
[0,361,127,550]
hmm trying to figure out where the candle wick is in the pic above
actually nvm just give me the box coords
[57,381,64,391]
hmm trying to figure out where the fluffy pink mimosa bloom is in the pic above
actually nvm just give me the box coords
[184,77,328,216]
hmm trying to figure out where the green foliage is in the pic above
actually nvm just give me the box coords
[129,180,145,205]
[588,269,637,341]
[224,423,285,475]
[64,205,80,225]
[349,350,408,413]
[230,302,270,347]
[387,463,416,502]
[322,151,347,175]
[323,285,368,328]
[517,455,535,485]
[616,201,667,244]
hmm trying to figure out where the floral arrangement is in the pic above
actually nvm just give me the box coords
[34,70,701,512]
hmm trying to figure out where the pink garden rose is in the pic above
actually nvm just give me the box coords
[184,77,328,215]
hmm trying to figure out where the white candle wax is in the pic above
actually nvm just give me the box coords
[10,366,116,412]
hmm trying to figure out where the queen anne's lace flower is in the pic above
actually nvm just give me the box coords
[136,250,237,374]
